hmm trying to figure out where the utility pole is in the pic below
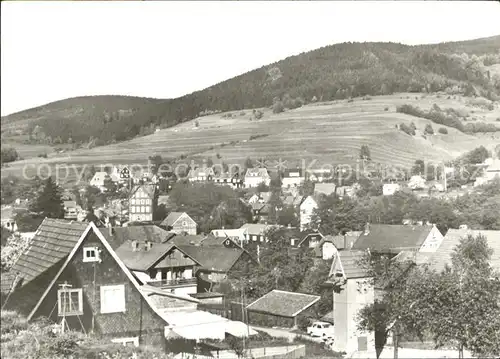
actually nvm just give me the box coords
[59,282,72,334]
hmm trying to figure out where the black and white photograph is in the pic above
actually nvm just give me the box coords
[1,1,500,358]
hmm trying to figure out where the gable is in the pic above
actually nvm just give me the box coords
[172,213,196,227]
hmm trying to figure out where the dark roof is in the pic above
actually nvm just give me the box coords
[10,218,88,288]
[1,271,17,294]
[161,212,186,227]
[190,292,225,299]
[246,290,320,317]
[115,241,175,271]
[171,234,206,246]
[176,245,246,273]
[328,250,370,280]
[102,225,175,250]
[352,224,433,253]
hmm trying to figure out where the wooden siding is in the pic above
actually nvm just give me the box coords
[32,231,166,344]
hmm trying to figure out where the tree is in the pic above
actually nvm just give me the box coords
[421,234,500,358]
[0,147,19,165]
[244,157,253,171]
[256,182,270,193]
[267,192,283,225]
[206,157,214,169]
[29,177,64,219]
[424,124,434,135]
[360,145,371,161]
[103,176,117,193]
[438,127,448,134]
[272,101,285,114]
[411,160,425,176]
[82,165,97,182]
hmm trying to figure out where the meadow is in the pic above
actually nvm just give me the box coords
[1,93,499,187]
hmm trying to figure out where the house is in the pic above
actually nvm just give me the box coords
[0,219,178,347]
[281,169,305,189]
[299,196,318,231]
[176,242,255,293]
[316,231,362,260]
[286,229,324,248]
[1,206,18,233]
[244,168,271,188]
[246,290,320,329]
[187,167,215,182]
[314,183,336,197]
[336,185,358,199]
[1,219,255,344]
[128,184,157,223]
[326,250,375,354]
[114,239,199,296]
[89,171,109,191]
[239,223,274,243]
[408,175,427,190]
[160,212,197,235]
[213,172,244,189]
[474,159,500,187]
[427,228,500,274]
[210,228,248,246]
[63,201,80,220]
[382,183,401,196]
[352,223,444,255]
[118,166,131,183]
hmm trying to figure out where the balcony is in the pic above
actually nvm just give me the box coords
[148,277,197,288]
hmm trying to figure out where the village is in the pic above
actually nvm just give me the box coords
[1,146,500,359]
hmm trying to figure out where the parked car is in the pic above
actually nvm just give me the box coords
[306,321,334,338]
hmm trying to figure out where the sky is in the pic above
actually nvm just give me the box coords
[2,1,500,116]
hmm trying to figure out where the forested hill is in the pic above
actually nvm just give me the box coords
[2,35,500,147]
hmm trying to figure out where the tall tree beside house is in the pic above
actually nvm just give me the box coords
[29,177,64,219]
[299,259,333,317]
[267,192,284,225]
[82,165,97,182]
[244,157,254,171]
[421,234,500,358]
[411,160,425,176]
[360,145,371,161]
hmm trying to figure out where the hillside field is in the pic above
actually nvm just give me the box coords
[2,93,499,187]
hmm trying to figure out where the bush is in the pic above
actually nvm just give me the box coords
[254,110,264,119]
[38,153,48,158]
[347,98,354,103]
[396,104,465,132]
[438,127,449,134]
[424,124,434,135]
[194,120,199,127]
[272,101,285,114]
[384,107,389,111]
[400,123,416,136]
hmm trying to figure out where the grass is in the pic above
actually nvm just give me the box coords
[1,93,499,188]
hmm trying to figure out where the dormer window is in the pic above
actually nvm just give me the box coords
[83,247,100,263]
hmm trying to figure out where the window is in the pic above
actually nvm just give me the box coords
[100,284,126,313]
[58,288,83,316]
[83,247,100,263]
[111,337,139,347]
[182,220,188,227]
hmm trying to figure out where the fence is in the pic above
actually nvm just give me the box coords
[173,345,306,359]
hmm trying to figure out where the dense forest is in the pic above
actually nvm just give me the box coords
[2,36,500,147]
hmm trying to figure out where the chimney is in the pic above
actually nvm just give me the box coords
[131,240,139,251]
[344,234,348,249]
[364,222,370,236]
[108,222,114,236]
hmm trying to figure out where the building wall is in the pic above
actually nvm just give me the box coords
[247,311,295,328]
[299,197,318,231]
[333,278,375,354]
[129,187,155,222]
[419,226,444,253]
[33,231,167,345]
[244,177,271,188]
[282,177,305,188]
[322,243,338,260]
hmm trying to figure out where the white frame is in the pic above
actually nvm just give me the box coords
[57,288,83,316]
[100,284,126,314]
[83,246,100,263]
[111,337,139,347]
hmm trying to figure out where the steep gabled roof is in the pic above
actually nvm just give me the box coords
[27,222,173,322]
[161,212,195,227]
[10,218,88,289]
[170,234,206,246]
[246,290,320,318]
[328,250,370,280]
[129,184,156,198]
[428,229,500,273]
[352,224,433,253]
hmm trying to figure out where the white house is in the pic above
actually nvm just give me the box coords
[187,168,215,183]
[244,168,271,188]
[210,228,248,246]
[89,172,109,191]
[382,183,401,196]
[281,169,305,188]
[299,196,318,231]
